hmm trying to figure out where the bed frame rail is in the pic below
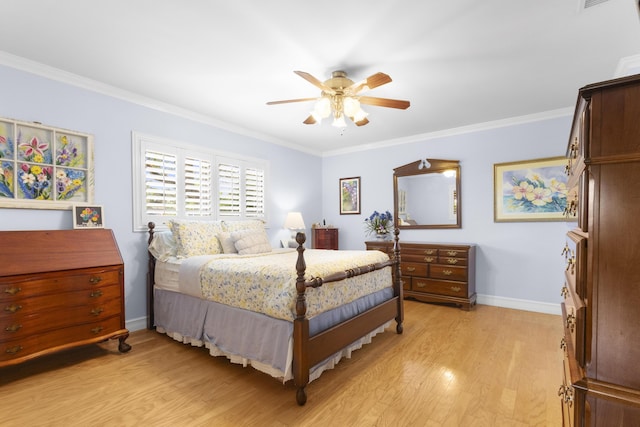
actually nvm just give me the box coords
[292,230,403,405]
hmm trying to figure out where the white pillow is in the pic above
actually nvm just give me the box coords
[231,229,272,255]
[217,232,237,254]
[148,231,177,261]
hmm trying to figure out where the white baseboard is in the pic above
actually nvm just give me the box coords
[126,317,148,332]
[477,294,561,315]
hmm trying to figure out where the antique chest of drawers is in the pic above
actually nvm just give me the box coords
[559,74,640,425]
[366,240,476,310]
[0,229,130,367]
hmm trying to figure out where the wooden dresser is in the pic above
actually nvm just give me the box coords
[366,240,476,310]
[559,74,640,425]
[312,227,339,250]
[0,229,130,367]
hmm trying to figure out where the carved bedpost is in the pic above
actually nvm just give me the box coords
[393,228,404,334]
[147,222,156,330]
[293,231,309,405]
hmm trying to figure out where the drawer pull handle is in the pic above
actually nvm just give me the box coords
[406,267,416,272]
[89,276,102,284]
[446,251,457,256]
[5,324,22,333]
[416,282,426,288]
[424,257,434,262]
[90,290,103,298]
[5,345,23,355]
[569,138,578,159]
[3,287,21,295]
[442,270,453,276]
[566,314,576,333]
[91,326,104,334]
[558,384,574,406]
[565,255,575,274]
[91,307,104,316]
[423,250,435,255]
[4,304,22,313]
[447,258,458,265]
[450,286,461,292]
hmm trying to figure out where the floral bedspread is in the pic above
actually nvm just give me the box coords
[198,249,392,321]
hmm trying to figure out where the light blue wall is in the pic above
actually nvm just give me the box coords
[0,64,322,328]
[322,117,571,311]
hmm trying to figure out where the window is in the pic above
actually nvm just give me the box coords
[132,132,268,231]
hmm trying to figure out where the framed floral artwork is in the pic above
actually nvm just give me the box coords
[0,117,94,210]
[339,176,361,215]
[494,156,569,222]
[73,205,104,229]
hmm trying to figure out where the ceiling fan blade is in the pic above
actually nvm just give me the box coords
[350,72,392,93]
[266,97,318,105]
[354,117,370,126]
[359,96,410,110]
[303,115,317,125]
[294,71,333,93]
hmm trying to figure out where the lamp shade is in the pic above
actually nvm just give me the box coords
[284,212,305,230]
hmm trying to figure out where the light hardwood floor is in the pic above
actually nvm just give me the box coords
[0,301,563,426]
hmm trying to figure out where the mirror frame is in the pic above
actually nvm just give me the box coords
[393,158,462,229]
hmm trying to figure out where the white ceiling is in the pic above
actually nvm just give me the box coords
[1,1,639,155]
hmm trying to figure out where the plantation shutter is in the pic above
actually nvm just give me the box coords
[144,150,178,216]
[184,157,212,216]
[218,162,241,217]
[245,167,265,217]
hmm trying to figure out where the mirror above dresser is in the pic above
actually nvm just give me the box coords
[393,159,461,229]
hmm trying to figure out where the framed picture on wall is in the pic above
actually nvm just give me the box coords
[0,116,94,210]
[73,205,104,229]
[339,176,361,215]
[493,156,569,222]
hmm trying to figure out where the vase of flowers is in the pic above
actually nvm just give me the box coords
[364,210,393,239]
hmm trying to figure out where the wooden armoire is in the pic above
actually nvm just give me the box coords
[560,74,640,425]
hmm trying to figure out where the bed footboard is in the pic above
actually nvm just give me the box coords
[292,230,403,405]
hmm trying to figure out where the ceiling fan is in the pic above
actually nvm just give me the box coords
[267,70,410,128]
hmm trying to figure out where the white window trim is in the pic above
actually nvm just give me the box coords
[131,131,269,232]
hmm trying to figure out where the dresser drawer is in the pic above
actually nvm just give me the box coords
[430,264,467,281]
[437,256,468,267]
[402,246,438,257]
[0,315,123,363]
[412,278,468,297]
[1,296,122,341]
[401,253,437,263]
[400,262,427,277]
[559,355,576,427]
[0,267,122,302]
[561,301,586,368]
[1,283,121,319]
[438,248,468,259]
[564,231,586,300]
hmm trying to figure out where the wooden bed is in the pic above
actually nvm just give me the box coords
[146,221,403,405]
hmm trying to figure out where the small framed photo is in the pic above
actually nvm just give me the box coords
[339,176,361,215]
[494,157,569,222]
[73,205,104,229]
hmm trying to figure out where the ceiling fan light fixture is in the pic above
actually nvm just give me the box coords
[343,96,360,117]
[332,113,347,128]
[313,97,331,119]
